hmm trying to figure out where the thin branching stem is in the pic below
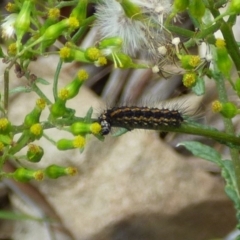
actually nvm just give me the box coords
[53,60,63,101]
[3,59,17,115]
[214,72,240,196]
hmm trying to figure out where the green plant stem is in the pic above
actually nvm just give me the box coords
[53,60,63,101]
[9,132,30,155]
[0,146,10,170]
[43,133,56,145]
[72,16,96,43]
[208,5,240,76]
[109,121,240,148]
[9,115,240,148]
[3,59,17,115]
[207,4,240,196]
[166,22,221,45]
[3,68,9,115]
[227,14,237,27]
[220,23,240,76]
[32,84,52,105]
[214,72,240,196]
[173,122,240,148]
[165,25,195,38]
[12,118,240,152]
[203,1,240,197]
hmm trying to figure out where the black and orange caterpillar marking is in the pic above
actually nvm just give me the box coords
[98,106,184,135]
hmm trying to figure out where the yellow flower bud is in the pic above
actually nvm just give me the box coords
[30,123,43,138]
[58,88,69,101]
[48,8,60,20]
[85,47,101,61]
[211,100,222,113]
[73,135,86,148]
[182,72,197,88]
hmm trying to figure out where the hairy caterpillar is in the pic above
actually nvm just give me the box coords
[98,106,184,135]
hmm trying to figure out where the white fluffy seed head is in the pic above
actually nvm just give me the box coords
[1,13,17,39]
[157,46,167,55]
[95,0,173,60]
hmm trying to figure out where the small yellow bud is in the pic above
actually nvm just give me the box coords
[5,3,17,12]
[58,88,69,100]
[85,47,101,61]
[28,144,41,154]
[212,100,222,113]
[215,39,232,77]
[8,43,17,55]
[182,72,197,88]
[68,17,79,29]
[180,55,201,69]
[216,39,226,49]
[90,123,102,135]
[77,69,89,81]
[13,168,44,182]
[0,118,11,134]
[48,8,60,19]
[70,121,104,136]
[34,170,44,181]
[36,98,46,110]
[45,165,77,179]
[30,123,42,137]
[73,135,86,148]
[189,56,201,68]
[96,56,107,66]
[0,118,10,131]
[65,167,78,176]
[27,144,44,162]
[59,46,71,59]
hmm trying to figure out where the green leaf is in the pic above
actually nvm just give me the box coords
[192,77,205,96]
[225,185,240,208]
[0,210,48,222]
[222,159,237,192]
[35,78,50,85]
[94,133,105,141]
[0,134,12,145]
[222,159,235,179]
[84,107,93,123]
[112,127,129,137]
[9,86,32,95]
[177,141,222,164]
